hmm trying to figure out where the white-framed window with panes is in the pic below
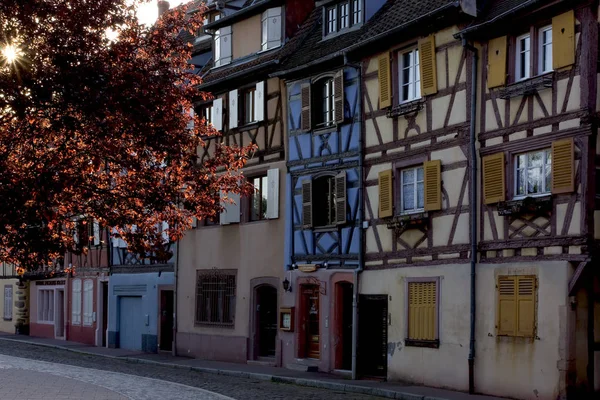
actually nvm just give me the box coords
[399,48,421,103]
[400,166,425,214]
[514,148,552,199]
[516,33,531,81]
[38,289,54,323]
[324,0,363,37]
[539,26,553,74]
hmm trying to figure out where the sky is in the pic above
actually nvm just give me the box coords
[136,0,188,26]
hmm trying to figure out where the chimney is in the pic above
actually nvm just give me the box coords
[158,1,170,17]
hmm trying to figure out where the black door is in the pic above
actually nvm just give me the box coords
[102,283,108,347]
[358,295,388,378]
[159,290,174,352]
[341,283,354,370]
[257,286,277,357]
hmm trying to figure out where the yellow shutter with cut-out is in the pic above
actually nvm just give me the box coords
[378,169,393,218]
[423,160,441,211]
[552,10,575,70]
[552,138,574,194]
[487,36,507,88]
[482,152,505,204]
[408,281,437,341]
[497,276,516,336]
[378,53,392,109]
[516,276,536,338]
[418,35,438,96]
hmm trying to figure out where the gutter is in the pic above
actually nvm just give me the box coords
[172,235,180,356]
[203,0,281,31]
[199,59,279,91]
[457,0,542,36]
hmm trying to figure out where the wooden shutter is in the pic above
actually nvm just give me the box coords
[408,281,437,341]
[83,280,93,326]
[378,169,393,218]
[72,279,82,325]
[212,98,223,131]
[220,25,232,64]
[228,89,238,129]
[378,52,392,109]
[423,160,441,211]
[266,7,282,49]
[302,179,312,228]
[482,152,505,204]
[551,138,574,194]
[255,81,265,122]
[488,36,507,88]
[418,35,438,96]
[301,83,311,131]
[552,11,575,70]
[3,285,12,320]
[335,171,347,225]
[497,276,516,336]
[334,70,345,124]
[516,276,536,337]
[93,219,100,246]
[266,168,279,219]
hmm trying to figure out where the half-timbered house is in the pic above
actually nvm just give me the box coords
[176,0,314,364]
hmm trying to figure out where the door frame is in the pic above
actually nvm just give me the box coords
[332,278,354,371]
[96,276,109,347]
[249,277,280,362]
[357,294,388,379]
[54,289,65,340]
[157,284,174,352]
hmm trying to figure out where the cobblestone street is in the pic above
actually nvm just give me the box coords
[0,341,385,400]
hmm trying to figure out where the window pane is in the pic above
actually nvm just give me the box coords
[529,152,543,168]
[403,184,415,210]
[417,167,424,182]
[403,169,415,184]
[251,177,260,220]
[417,181,424,209]
[261,176,268,219]
[517,154,526,169]
[516,168,526,196]
[528,167,543,194]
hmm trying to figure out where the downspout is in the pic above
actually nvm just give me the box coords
[461,36,478,395]
[172,235,180,357]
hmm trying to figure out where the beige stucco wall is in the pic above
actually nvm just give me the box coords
[360,261,572,400]
[232,13,261,60]
[0,279,18,333]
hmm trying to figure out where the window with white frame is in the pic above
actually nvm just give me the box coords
[38,289,54,323]
[71,279,81,325]
[539,26,553,74]
[261,7,282,51]
[326,6,337,35]
[339,2,349,30]
[325,1,363,36]
[313,77,335,127]
[83,280,93,326]
[400,166,424,214]
[515,149,552,198]
[352,0,362,25]
[214,25,232,67]
[516,34,531,81]
[3,285,12,321]
[399,48,421,102]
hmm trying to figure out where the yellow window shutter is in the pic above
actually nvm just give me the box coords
[378,52,392,109]
[552,138,574,194]
[378,169,393,218]
[482,152,505,204]
[423,160,441,211]
[487,36,507,88]
[418,35,438,96]
[408,281,437,341]
[497,276,517,336]
[516,276,536,337]
[552,10,575,70]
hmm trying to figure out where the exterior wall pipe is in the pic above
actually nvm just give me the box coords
[172,235,180,356]
[461,36,478,395]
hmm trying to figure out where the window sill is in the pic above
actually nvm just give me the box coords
[236,121,261,131]
[322,24,363,41]
[313,125,337,135]
[497,73,553,100]
[386,212,429,230]
[194,322,235,329]
[387,99,425,118]
[313,225,338,233]
[405,339,439,349]
[497,195,552,217]
[3,318,12,322]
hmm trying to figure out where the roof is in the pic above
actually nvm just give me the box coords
[203,0,283,31]
[459,0,546,36]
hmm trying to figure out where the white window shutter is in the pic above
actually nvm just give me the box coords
[83,280,93,326]
[161,221,169,243]
[266,7,282,49]
[93,220,101,246]
[255,81,265,122]
[212,98,223,131]
[72,280,81,325]
[111,227,127,248]
[220,26,232,65]
[220,191,240,225]
[229,90,238,129]
[4,286,12,320]
[266,168,279,219]
[187,108,195,131]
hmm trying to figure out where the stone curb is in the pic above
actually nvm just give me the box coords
[0,336,449,400]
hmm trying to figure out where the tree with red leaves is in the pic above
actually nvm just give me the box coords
[0,0,252,270]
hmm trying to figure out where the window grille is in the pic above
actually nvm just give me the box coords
[195,269,237,327]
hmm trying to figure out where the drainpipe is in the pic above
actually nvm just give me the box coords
[172,236,180,357]
[461,36,478,395]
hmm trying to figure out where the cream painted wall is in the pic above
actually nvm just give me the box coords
[232,14,261,60]
[177,160,286,338]
[360,261,572,399]
[0,279,17,333]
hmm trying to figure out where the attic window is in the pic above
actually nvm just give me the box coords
[324,0,363,37]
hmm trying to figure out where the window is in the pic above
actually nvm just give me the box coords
[400,166,424,214]
[195,270,236,327]
[306,172,346,228]
[38,289,54,323]
[3,285,12,321]
[214,25,231,67]
[83,280,93,326]
[313,176,336,227]
[326,6,337,35]
[514,149,551,198]
[399,48,421,102]
[325,1,362,36]
[261,7,282,51]
[516,34,531,81]
[241,87,256,125]
[314,78,335,128]
[406,278,439,347]
[72,279,81,325]
[198,103,213,126]
[338,2,349,30]
[539,26,553,74]
[250,174,269,221]
[352,0,362,25]
[497,275,537,337]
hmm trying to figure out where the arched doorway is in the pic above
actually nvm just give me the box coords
[256,285,277,358]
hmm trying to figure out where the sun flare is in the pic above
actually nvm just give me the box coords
[1,44,22,65]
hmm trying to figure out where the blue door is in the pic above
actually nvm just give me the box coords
[119,296,143,351]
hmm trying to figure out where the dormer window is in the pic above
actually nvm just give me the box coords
[214,25,232,67]
[325,1,363,37]
[261,7,282,51]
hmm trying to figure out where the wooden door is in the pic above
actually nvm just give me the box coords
[301,285,320,359]
[257,285,277,357]
[159,290,174,352]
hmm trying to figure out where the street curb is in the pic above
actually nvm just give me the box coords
[0,336,441,400]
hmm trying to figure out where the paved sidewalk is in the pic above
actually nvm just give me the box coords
[0,333,508,400]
